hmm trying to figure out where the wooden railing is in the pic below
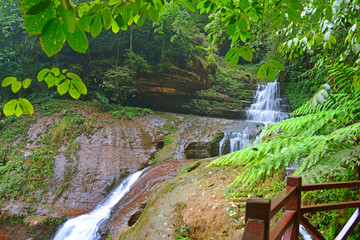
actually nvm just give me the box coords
[242,177,360,240]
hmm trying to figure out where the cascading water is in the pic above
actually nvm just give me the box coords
[246,80,288,124]
[53,169,146,240]
[219,80,289,155]
[219,128,251,156]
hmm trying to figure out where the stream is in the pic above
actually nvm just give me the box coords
[219,81,289,155]
[52,80,310,240]
[53,169,147,240]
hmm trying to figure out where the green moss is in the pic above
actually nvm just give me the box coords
[107,105,154,120]
[209,131,224,157]
[160,181,176,194]
[181,161,201,173]
[0,115,34,145]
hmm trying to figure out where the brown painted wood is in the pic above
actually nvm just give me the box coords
[243,177,360,240]
[270,187,296,218]
[285,177,301,240]
[300,215,326,240]
[269,211,295,240]
[242,219,265,240]
[301,201,360,213]
[244,199,271,240]
[282,222,294,240]
[335,208,360,240]
[302,181,360,191]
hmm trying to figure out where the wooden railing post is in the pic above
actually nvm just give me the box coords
[243,199,271,240]
[284,176,301,240]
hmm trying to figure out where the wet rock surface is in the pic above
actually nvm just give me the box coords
[118,158,245,240]
[0,108,256,239]
[106,159,190,238]
[1,110,252,222]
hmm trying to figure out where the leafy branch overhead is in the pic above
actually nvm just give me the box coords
[2,0,360,117]
[1,67,86,117]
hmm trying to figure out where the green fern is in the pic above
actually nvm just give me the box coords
[211,122,360,197]
[211,59,360,197]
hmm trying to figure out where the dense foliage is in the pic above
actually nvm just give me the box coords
[1,0,360,237]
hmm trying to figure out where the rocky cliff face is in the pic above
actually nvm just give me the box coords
[129,58,256,119]
[0,102,260,239]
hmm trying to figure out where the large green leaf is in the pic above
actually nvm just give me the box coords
[185,0,196,12]
[111,18,120,33]
[90,14,103,38]
[268,60,284,71]
[229,51,240,68]
[19,0,42,14]
[64,25,89,54]
[102,9,112,30]
[51,67,60,76]
[19,98,34,116]
[314,4,325,21]
[71,79,87,95]
[23,78,32,89]
[2,77,17,87]
[3,99,17,117]
[23,1,55,36]
[115,15,127,31]
[136,10,147,28]
[239,46,252,62]
[122,6,133,24]
[68,83,81,99]
[149,6,159,21]
[257,64,268,79]
[58,2,76,34]
[57,79,70,95]
[67,72,81,81]
[288,0,302,11]
[224,48,237,61]
[26,0,52,14]
[44,73,57,88]
[68,73,87,95]
[325,6,332,21]
[78,15,94,32]
[287,8,301,22]
[11,81,22,93]
[37,68,50,82]
[226,23,236,36]
[109,0,122,6]
[15,102,23,117]
[267,66,277,82]
[40,19,66,57]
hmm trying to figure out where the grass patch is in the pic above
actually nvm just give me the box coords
[107,105,154,120]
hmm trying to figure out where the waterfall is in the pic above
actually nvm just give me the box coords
[219,128,251,156]
[246,81,288,124]
[219,81,289,155]
[53,169,146,240]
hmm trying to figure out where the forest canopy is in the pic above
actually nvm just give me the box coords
[1,0,360,117]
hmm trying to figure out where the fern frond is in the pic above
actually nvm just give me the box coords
[211,122,360,196]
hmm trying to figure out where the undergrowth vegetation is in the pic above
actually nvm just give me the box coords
[211,53,360,237]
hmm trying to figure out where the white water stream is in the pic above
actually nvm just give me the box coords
[246,81,288,124]
[219,81,288,155]
[53,169,146,240]
[218,81,312,239]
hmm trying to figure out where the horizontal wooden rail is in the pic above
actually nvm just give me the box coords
[270,211,295,240]
[302,181,360,191]
[270,186,296,218]
[301,201,360,213]
[243,176,360,240]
